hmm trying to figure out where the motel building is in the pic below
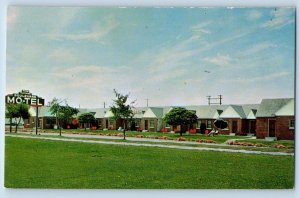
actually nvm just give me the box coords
[5,98,295,140]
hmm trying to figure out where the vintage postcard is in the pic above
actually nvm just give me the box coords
[5,7,295,189]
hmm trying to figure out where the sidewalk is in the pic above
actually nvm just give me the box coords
[6,133,294,156]
[5,131,252,147]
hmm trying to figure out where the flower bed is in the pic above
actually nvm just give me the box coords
[196,139,216,144]
[177,137,185,141]
[159,136,169,140]
[226,141,275,148]
[273,144,286,149]
[117,133,124,137]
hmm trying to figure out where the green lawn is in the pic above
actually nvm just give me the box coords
[5,136,294,189]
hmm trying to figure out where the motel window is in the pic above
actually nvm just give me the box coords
[109,119,114,126]
[135,119,140,127]
[196,120,201,129]
[150,120,154,128]
[165,122,170,128]
[207,120,212,129]
[289,120,295,129]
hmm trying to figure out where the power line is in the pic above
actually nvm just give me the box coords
[207,95,222,105]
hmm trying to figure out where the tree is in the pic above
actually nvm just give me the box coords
[49,98,64,128]
[77,113,96,130]
[57,105,79,135]
[110,89,135,140]
[5,104,18,133]
[163,107,198,136]
[5,103,30,133]
[49,98,79,136]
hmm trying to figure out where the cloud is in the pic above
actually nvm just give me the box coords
[261,8,294,30]
[222,71,290,84]
[52,65,120,79]
[190,21,211,39]
[247,10,263,21]
[52,8,81,33]
[48,48,75,62]
[238,42,277,57]
[44,15,118,42]
[204,54,235,67]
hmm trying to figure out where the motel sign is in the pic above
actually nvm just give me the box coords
[5,90,44,106]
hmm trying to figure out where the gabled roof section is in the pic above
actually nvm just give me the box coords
[256,98,293,117]
[195,105,228,119]
[30,106,55,117]
[132,107,148,119]
[242,104,259,119]
[87,108,107,119]
[220,105,246,119]
[104,110,114,118]
[275,99,294,116]
[143,107,164,118]
[163,107,173,116]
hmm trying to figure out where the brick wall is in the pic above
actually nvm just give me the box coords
[141,118,158,132]
[218,118,242,135]
[275,116,294,140]
[256,117,295,140]
[256,118,268,139]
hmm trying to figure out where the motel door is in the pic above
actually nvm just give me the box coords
[268,120,276,137]
[145,120,148,130]
[249,120,256,134]
[232,121,238,133]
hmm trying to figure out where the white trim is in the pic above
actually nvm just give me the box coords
[289,119,295,129]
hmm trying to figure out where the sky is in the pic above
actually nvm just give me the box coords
[6,7,295,108]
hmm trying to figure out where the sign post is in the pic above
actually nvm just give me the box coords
[5,90,45,134]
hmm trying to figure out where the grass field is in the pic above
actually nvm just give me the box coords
[5,136,294,189]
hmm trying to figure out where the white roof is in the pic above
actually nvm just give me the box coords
[246,110,256,119]
[275,99,294,116]
[220,106,242,119]
[142,108,157,118]
[104,110,114,118]
[212,111,220,119]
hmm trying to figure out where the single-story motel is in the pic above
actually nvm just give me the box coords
[6,98,294,140]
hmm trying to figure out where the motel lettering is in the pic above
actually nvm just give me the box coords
[6,90,45,106]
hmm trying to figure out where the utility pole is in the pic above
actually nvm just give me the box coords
[145,98,149,107]
[207,96,211,105]
[104,102,106,109]
[218,95,222,105]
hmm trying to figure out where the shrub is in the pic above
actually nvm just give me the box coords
[189,129,196,134]
[161,128,168,133]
